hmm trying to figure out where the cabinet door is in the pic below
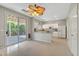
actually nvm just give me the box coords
[58,25,66,38]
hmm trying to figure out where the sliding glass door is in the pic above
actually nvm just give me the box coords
[6,15,27,46]
[5,11,27,55]
[6,15,18,46]
[18,18,27,42]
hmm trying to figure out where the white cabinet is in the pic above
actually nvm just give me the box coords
[34,32,52,43]
[58,25,66,38]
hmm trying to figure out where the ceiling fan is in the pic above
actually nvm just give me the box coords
[22,4,45,16]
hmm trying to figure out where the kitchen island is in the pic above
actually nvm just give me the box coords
[33,31,52,43]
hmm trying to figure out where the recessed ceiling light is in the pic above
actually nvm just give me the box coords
[54,16,57,18]
[53,16,59,19]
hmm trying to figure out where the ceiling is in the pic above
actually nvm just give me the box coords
[0,3,71,21]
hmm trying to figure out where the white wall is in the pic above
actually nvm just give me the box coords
[0,6,5,49]
[0,6,8,55]
[27,17,33,40]
[66,4,77,56]
[78,4,79,56]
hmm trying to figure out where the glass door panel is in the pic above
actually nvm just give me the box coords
[6,15,18,46]
[6,14,19,56]
[18,18,26,42]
